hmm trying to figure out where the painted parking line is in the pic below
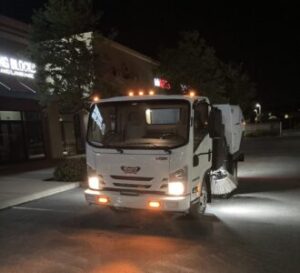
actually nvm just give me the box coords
[12,206,73,213]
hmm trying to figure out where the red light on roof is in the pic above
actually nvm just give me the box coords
[153,78,171,90]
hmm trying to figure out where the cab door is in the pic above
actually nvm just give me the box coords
[191,101,212,199]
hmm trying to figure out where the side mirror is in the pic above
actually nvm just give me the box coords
[193,155,199,167]
[208,107,223,138]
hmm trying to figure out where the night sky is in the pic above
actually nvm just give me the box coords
[1,0,299,112]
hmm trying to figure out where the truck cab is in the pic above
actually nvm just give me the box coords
[84,95,243,216]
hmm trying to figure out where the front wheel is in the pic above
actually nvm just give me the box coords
[227,158,238,181]
[189,181,208,218]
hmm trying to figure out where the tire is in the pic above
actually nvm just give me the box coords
[228,157,238,182]
[189,181,208,218]
[232,160,238,181]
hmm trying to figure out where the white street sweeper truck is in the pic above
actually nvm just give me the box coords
[85,93,244,216]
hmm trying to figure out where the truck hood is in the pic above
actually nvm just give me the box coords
[94,151,170,192]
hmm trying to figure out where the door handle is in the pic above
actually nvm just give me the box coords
[195,150,212,162]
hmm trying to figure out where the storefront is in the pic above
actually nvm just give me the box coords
[0,16,46,164]
[0,58,45,164]
[0,108,45,163]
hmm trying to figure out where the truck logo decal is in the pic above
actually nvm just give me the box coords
[121,166,140,174]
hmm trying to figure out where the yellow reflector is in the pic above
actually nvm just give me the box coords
[98,196,109,204]
[149,201,160,208]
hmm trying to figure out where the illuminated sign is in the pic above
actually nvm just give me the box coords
[0,55,36,79]
[153,78,171,89]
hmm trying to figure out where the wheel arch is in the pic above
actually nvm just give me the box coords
[203,169,212,203]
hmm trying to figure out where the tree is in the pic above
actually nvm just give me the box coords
[29,0,101,112]
[157,31,227,102]
[157,31,256,109]
[222,63,256,114]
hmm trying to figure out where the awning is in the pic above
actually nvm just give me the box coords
[0,74,41,111]
[0,73,39,100]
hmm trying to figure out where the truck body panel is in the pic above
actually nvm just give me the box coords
[214,104,244,155]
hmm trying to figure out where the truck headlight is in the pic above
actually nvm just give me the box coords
[168,167,187,195]
[88,176,101,190]
[170,166,187,180]
[168,181,185,195]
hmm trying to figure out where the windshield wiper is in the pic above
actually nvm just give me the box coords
[103,144,124,153]
[116,147,124,154]
[102,142,172,154]
[164,147,172,154]
[135,143,172,154]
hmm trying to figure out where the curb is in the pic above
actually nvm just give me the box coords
[0,182,80,210]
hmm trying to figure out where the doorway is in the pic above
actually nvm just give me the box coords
[0,121,26,163]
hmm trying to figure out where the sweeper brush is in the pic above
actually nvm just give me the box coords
[210,167,238,195]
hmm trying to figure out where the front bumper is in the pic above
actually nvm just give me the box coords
[85,189,191,212]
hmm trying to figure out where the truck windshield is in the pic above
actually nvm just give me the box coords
[87,100,190,149]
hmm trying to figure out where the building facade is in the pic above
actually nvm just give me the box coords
[0,16,45,164]
[0,15,158,164]
[94,37,158,94]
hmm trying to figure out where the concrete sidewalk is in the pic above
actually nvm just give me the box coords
[0,168,79,210]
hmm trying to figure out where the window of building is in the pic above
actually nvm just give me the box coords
[0,111,21,121]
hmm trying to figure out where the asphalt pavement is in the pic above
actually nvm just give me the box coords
[0,136,300,273]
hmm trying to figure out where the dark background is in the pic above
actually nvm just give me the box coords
[1,0,299,112]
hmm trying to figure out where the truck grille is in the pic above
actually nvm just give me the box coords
[102,187,166,195]
[113,183,151,189]
[110,175,153,182]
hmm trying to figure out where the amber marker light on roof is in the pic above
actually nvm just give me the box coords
[128,91,134,96]
[139,90,144,96]
[93,96,100,102]
[189,90,195,97]
[149,90,155,95]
